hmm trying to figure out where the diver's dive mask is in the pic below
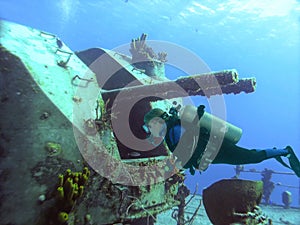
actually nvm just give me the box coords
[142,124,151,137]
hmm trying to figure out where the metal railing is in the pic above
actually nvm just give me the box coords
[232,165,300,207]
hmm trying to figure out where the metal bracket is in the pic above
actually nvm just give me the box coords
[71,75,94,88]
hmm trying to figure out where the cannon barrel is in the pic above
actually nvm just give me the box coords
[101,69,256,100]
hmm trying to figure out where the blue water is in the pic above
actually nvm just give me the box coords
[1,0,300,207]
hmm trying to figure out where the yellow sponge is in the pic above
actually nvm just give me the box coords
[58,211,69,223]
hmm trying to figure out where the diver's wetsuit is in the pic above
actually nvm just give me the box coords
[165,123,269,174]
[164,105,299,176]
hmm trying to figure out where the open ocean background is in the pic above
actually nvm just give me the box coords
[1,0,299,207]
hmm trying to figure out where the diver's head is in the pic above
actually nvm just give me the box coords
[143,108,168,146]
[144,108,167,124]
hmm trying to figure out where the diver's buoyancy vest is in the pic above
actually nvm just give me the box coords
[164,106,210,172]
[165,117,181,152]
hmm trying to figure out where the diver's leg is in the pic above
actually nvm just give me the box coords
[212,143,289,165]
[212,143,300,177]
[264,148,289,159]
[212,144,269,165]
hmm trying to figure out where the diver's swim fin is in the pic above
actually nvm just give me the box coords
[275,156,291,170]
[286,146,300,177]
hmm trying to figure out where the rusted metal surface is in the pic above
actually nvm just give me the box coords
[101,69,256,100]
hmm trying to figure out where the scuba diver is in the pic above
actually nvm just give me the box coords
[143,105,300,177]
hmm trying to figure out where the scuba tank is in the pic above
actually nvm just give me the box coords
[179,105,242,144]
[179,105,243,172]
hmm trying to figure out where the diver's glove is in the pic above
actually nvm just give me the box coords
[197,105,205,119]
[189,166,196,175]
